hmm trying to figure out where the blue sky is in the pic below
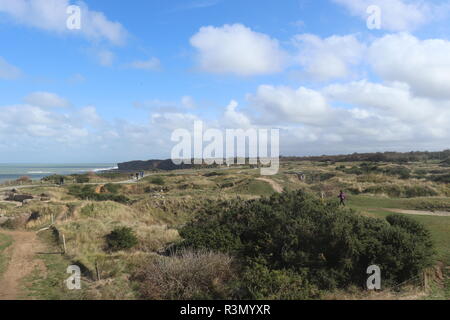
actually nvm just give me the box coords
[1,0,450,163]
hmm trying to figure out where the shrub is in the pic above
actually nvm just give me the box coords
[68,185,129,204]
[203,171,225,177]
[75,174,90,184]
[133,250,234,300]
[104,183,122,194]
[150,177,165,186]
[179,190,435,295]
[384,166,411,179]
[42,174,67,184]
[237,263,320,300]
[106,227,138,251]
[428,174,450,183]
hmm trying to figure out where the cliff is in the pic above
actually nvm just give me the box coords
[117,159,196,171]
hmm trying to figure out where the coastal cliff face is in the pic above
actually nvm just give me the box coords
[117,159,195,171]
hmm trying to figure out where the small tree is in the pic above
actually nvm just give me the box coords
[106,227,138,251]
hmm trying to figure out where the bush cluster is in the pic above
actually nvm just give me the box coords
[178,190,435,298]
[68,185,129,204]
[106,227,138,251]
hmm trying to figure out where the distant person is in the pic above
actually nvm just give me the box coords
[338,190,346,206]
[59,177,65,186]
[136,173,139,180]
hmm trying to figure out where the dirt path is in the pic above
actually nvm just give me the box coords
[386,209,450,217]
[256,178,284,193]
[0,200,22,207]
[0,230,46,300]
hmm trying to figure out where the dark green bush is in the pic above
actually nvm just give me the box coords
[428,174,450,183]
[75,174,90,184]
[203,171,225,177]
[68,185,129,204]
[150,177,165,185]
[106,227,138,251]
[104,183,122,194]
[384,166,411,179]
[237,263,320,300]
[179,190,435,297]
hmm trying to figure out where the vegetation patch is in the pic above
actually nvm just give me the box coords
[106,227,138,252]
[0,233,13,277]
[68,185,130,204]
[178,191,435,299]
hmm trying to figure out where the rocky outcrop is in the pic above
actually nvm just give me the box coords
[5,193,34,203]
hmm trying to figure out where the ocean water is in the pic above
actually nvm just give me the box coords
[0,163,118,183]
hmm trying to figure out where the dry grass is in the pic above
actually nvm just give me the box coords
[133,249,235,300]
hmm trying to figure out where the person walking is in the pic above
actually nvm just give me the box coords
[338,190,346,206]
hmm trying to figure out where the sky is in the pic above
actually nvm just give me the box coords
[1,0,450,163]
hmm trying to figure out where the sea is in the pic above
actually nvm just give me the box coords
[0,163,118,183]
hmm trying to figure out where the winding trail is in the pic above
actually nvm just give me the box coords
[385,209,450,217]
[256,177,284,193]
[0,230,46,300]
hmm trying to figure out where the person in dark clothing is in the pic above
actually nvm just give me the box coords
[338,190,346,206]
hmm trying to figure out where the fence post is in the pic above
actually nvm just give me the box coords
[62,234,66,254]
[95,261,101,281]
[423,271,428,290]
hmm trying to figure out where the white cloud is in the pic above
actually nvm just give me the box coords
[0,0,127,45]
[128,57,161,71]
[323,80,445,124]
[0,56,21,80]
[293,34,366,81]
[247,85,333,125]
[223,100,251,128]
[190,23,287,76]
[24,91,70,108]
[368,33,450,99]
[332,0,440,31]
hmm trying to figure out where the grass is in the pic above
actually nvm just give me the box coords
[231,179,276,196]
[348,195,450,300]
[21,231,88,300]
[0,232,13,277]
[2,160,449,300]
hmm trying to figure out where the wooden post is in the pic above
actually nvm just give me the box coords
[62,234,67,254]
[95,261,101,281]
[423,271,428,290]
